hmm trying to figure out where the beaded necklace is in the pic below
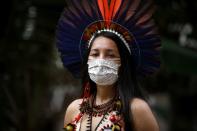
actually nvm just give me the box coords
[82,94,117,130]
[64,95,123,131]
[80,94,117,116]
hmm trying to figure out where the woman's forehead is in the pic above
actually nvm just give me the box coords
[91,36,118,51]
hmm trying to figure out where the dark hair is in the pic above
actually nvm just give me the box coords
[81,31,145,130]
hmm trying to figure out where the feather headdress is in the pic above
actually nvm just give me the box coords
[56,0,161,77]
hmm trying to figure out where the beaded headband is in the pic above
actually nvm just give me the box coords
[88,28,131,54]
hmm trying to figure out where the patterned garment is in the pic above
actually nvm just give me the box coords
[64,97,124,131]
[69,111,124,131]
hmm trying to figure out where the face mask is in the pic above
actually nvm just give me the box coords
[87,59,121,86]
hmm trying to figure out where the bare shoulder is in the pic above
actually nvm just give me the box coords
[64,99,83,126]
[130,98,159,131]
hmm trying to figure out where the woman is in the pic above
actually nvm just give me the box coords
[56,0,161,130]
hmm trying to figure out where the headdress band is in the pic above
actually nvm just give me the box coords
[88,28,131,54]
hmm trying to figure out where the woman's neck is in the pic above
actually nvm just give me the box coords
[95,84,116,105]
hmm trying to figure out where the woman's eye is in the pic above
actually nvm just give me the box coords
[90,53,98,57]
[108,54,115,58]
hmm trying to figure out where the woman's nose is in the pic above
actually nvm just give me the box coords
[98,53,105,59]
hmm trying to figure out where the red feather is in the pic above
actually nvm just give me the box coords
[109,0,122,20]
[97,0,122,27]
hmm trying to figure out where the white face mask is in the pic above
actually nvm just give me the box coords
[87,59,121,86]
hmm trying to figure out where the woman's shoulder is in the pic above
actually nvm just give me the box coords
[130,98,150,111]
[64,99,83,125]
[130,98,159,131]
[67,99,83,110]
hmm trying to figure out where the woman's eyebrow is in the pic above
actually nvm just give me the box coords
[106,49,117,53]
[90,49,98,52]
[90,49,117,53]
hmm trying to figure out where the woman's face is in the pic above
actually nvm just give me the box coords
[88,36,121,63]
[87,36,121,86]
